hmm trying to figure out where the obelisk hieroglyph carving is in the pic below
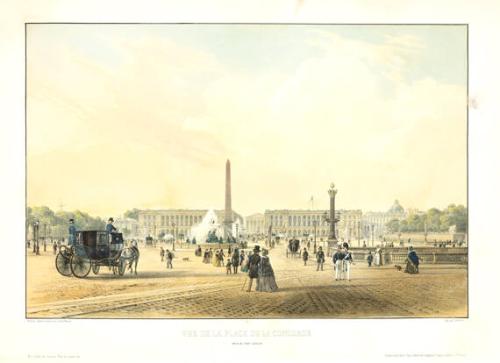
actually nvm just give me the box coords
[224,159,233,240]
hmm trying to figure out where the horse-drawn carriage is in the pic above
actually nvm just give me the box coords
[145,236,154,247]
[55,230,139,278]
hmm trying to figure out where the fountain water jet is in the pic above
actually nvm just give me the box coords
[188,209,224,244]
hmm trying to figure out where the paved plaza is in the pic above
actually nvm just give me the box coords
[27,244,467,318]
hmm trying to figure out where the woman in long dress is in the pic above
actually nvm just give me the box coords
[212,250,219,266]
[256,249,278,292]
[374,247,381,266]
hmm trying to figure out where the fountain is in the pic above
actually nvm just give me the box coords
[188,209,224,244]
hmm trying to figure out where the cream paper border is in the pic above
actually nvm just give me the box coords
[1,1,499,362]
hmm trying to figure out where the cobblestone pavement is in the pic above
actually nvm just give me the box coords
[27,245,467,318]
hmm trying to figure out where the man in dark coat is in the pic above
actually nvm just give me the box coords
[231,248,240,274]
[106,218,117,234]
[367,251,373,267]
[302,248,309,266]
[316,246,325,271]
[246,245,261,292]
[333,246,345,281]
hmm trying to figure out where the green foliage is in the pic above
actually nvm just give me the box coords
[27,206,105,238]
[124,208,140,220]
[385,205,467,233]
[386,219,399,233]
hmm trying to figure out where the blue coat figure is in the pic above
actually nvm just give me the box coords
[68,219,77,246]
[405,247,420,274]
[106,218,117,234]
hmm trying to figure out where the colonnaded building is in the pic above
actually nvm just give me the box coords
[246,209,363,241]
[361,200,407,239]
[137,209,244,239]
[245,200,410,242]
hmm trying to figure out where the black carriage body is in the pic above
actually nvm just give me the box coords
[75,230,124,261]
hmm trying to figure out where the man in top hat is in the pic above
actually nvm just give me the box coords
[68,218,77,246]
[106,218,117,234]
[246,245,261,292]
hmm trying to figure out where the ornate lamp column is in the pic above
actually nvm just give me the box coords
[328,183,338,243]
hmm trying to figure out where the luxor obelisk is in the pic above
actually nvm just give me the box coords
[223,159,233,240]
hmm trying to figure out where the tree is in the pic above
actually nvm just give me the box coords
[406,214,424,232]
[385,205,467,234]
[26,206,105,240]
[444,204,467,232]
[124,208,140,220]
[386,219,400,233]
[425,208,443,232]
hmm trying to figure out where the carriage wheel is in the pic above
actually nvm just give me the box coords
[91,262,100,275]
[55,251,72,277]
[70,255,91,278]
[117,259,126,276]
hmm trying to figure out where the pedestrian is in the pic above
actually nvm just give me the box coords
[239,250,245,266]
[106,218,117,234]
[218,250,225,267]
[343,246,354,281]
[374,247,382,267]
[226,259,233,275]
[367,251,373,267]
[256,249,278,292]
[307,241,311,249]
[316,246,325,271]
[166,249,173,269]
[405,246,420,274]
[212,249,219,266]
[302,248,309,266]
[333,246,345,281]
[52,241,57,255]
[241,251,249,273]
[246,245,261,292]
[160,246,165,262]
[232,248,240,274]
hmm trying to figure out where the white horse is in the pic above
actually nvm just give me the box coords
[120,244,140,275]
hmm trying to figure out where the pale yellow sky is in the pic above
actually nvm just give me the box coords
[27,24,467,217]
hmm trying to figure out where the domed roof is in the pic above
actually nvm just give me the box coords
[388,200,404,214]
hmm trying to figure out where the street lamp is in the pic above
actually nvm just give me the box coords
[313,219,317,253]
[424,221,428,243]
[371,224,375,247]
[171,222,176,251]
[357,221,361,247]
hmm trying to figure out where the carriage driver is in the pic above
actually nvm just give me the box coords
[106,218,117,234]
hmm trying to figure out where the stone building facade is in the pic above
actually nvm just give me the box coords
[362,200,407,239]
[245,213,266,235]
[114,217,140,239]
[138,209,243,239]
[250,209,363,241]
